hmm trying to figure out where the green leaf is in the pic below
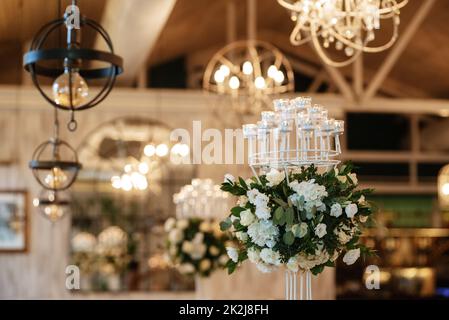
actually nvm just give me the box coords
[324,260,335,267]
[226,260,237,274]
[283,231,295,245]
[273,207,285,225]
[285,207,294,225]
[231,206,246,217]
[220,218,232,231]
[273,198,288,208]
[310,264,325,275]
[239,177,248,190]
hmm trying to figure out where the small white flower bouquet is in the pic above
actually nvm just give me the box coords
[165,217,233,277]
[220,163,374,275]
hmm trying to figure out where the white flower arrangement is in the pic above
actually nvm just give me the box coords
[220,163,374,275]
[165,217,233,277]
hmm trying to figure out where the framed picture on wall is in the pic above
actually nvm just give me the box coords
[0,190,28,253]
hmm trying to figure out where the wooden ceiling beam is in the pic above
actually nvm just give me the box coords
[95,0,177,85]
[362,0,436,103]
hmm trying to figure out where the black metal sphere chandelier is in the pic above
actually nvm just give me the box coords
[23,0,123,131]
[33,189,71,223]
[29,109,82,192]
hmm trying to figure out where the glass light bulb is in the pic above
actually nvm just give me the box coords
[138,162,149,174]
[121,174,133,191]
[156,144,169,157]
[144,144,156,157]
[111,176,122,189]
[52,68,89,107]
[442,183,449,195]
[229,76,240,90]
[220,65,230,77]
[44,205,64,222]
[267,65,278,79]
[44,167,67,189]
[274,71,285,84]
[254,76,266,89]
[214,69,225,83]
[242,61,253,75]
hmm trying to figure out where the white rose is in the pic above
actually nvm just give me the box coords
[219,254,228,265]
[247,247,260,263]
[287,256,299,272]
[168,229,183,244]
[192,232,204,244]
[345,203,358,218]
[259,248,281,266]
[240,210,255,226]
[226,247,239,262]
[256,262,274,273]
[343,248,360,265]
[164,218,176,232]
[182,241,194,254]
[190,243,207,260]
[254,193,269,207]
[266,168,285,187]
[209,245,220,256]
[238,195,248,207]
[247,189,260,204]
[292,223,308,238]
[169,245,177,256]
[178,263,195,274]
[337,175,347,183]
[348,173,358,185]
[330,203,342,217]
[199,221,211,232]
[224,174,235,183]
[199,259,211,272]
[177,219,189,230]
[236,231,248,241]
[247,220,279,247]
[314,223,327,238]
[255,205,271,220]
[359,215,368,223]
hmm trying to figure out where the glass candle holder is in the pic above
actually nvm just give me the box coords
[257,121,271,165]
[243,124,258,165]
[333,120,345,153]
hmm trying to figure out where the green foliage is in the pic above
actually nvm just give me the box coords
[219,162,375,276]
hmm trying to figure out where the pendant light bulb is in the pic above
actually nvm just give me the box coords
[52,67,89,107]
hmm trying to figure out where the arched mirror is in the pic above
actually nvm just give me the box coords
[70,117,195,293]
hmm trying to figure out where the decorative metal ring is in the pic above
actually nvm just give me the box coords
[23,17,123,112]
[29,139,82,191]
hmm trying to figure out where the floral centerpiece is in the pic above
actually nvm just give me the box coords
[96,226,130,277]
[220,163,374,275]
[71,232,97,276]
[165,217,232,277]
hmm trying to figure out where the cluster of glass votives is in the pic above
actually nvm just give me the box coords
[242,97,344,169]
[173,179,230,220]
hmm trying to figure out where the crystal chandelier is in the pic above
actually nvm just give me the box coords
[203,40,294,114]
[110,142,189,192]
[173,179,231,220]
[278,0,408,67]
[242,97,344,172]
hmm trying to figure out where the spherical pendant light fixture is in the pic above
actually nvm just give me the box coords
[33,189,70,223]
[23,0,123,131]
[29,137,82,191]
[203,40,294,115]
